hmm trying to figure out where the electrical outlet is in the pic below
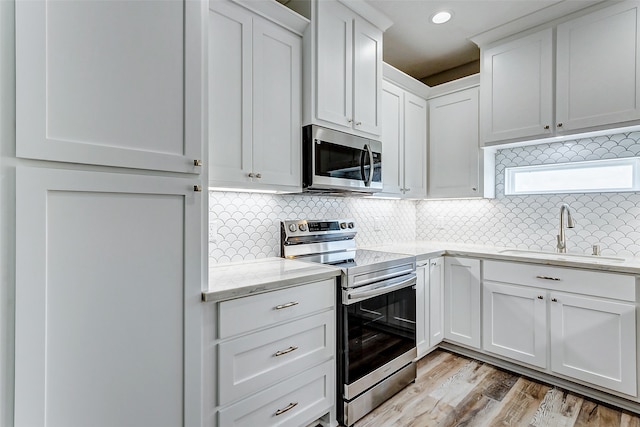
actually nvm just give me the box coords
[209,218,218,243]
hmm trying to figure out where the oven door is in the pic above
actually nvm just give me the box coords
[303,125,382,193]
[341,273,417,400]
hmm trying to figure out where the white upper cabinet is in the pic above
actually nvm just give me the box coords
[307,0,390,138]
[403,92,428,198]
[480,29,553,144]
[428,83,494,199]
[380,80,427,198]
[480,0,640,145]
[381,81,404,195]
[15,0,204,173]
[556,1,640,132]
[208,0,304,192]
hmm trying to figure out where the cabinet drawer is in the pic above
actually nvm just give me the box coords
[483,260,636,301]
[218,279,335,338]
[218,310,334,405]
[218,360,334,427]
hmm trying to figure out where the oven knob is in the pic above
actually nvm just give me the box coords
[348,222,355,229]
[299,223,307,232]
[340,222,347,229]
[288,224,297,232]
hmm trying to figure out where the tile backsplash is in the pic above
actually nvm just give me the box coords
[210,131,640,264]
[417,131,640,257]
[208,193,416,263]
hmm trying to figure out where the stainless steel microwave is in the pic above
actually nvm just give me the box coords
[302,125,382,194]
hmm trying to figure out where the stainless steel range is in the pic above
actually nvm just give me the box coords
[281,219,417,427]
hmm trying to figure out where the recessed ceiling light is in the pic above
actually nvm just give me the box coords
[431,11,452,24]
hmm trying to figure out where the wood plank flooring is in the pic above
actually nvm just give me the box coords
[354,350,640,427]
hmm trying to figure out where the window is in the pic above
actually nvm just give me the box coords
[504,157,640,195]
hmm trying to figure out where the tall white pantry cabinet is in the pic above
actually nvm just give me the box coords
[14,1,206,427]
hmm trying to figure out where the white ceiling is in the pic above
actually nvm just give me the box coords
[365,0,602,82]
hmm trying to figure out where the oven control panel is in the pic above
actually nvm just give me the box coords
[281,218,357,238]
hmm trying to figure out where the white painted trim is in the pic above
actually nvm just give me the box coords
[427,74,480,99]
[230,0,310,35]
[471,0,610,47]
[338,0,393,31]
[382,62,431,99]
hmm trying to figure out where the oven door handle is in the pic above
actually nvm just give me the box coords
[345,273,416,305]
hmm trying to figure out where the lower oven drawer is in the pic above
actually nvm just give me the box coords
[218,360,334,427]
[218,310,334,405]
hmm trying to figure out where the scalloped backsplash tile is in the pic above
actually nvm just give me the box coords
[210,131,640,264]
[417,131,640,257]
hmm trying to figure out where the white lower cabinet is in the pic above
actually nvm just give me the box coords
[550,292,636,397]
[483,260,638,397]
[417,257,445,358]
[444,257,481,349]
[218,361,334,427]
[15,167,202,427]
[206,279,336,427]
[482,281,547,368]
[429,258,445,349]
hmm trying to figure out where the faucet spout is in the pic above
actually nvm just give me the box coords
[557,203,575,253]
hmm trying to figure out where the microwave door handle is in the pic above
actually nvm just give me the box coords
[360,148,366,182]
[361,144,374,187]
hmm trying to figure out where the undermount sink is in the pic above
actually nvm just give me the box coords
[498,249,626,263]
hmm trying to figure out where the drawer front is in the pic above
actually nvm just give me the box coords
[218,279,335,338]
[218,310,334,405]
[218,360,334,427]
[484,260,636,301]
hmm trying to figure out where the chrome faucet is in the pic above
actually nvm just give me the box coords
[556,203,575,253]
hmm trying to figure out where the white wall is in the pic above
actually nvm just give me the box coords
[0,0,15,425]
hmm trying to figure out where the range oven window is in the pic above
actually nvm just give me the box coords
[343,285,416,385]
[314,141,381,183]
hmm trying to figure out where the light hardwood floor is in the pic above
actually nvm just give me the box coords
[354,350,640,427]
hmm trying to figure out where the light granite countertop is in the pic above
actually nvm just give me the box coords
[365,241,640,274]
[204,242,640,302]
[203,257,341,302]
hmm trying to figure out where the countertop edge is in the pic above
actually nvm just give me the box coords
[202,268,341,303]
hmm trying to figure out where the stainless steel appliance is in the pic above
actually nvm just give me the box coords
[281,219,417,427]
[302,125,383,195]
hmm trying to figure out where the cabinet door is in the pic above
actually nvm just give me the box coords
[15,0,203,173]
[550,292,637,396]
[252,17,302,190]
[381,81,404,195]
[428,257,445,348]
[480,28,553,144]
[415,265,428,358]
[209,1,254,186]
[403,92,428,198]
[444,257,481,349]
[14,167,202,427]
[556,2,640,132]
[353,17,383,136]
[483,282,547,368]
[316,0,353,130]
[428,87,479,198]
